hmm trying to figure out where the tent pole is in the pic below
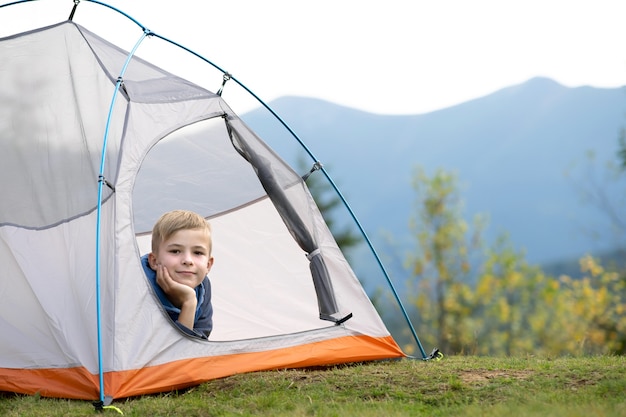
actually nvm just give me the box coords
[2,0,431,362]
[217,84,429,358]
[145,28,431,361]
[223,84,429,358]
[319,168,428,359]
[93,29,149,409]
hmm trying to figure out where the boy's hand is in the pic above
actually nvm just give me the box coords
[155,264,197,330]
[155,264,196,307]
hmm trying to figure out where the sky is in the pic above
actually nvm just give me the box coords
[1,0,626,115]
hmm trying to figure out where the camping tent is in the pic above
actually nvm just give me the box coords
[0,4,406,402]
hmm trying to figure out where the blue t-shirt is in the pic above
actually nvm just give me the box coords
[141,254,212,339]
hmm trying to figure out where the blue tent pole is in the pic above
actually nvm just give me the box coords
[3,0,430,361]
[150,33,429,361]
[209,80,428,358]
[93,28,149,406]
[318,168,428,359]
[218,80,428,358]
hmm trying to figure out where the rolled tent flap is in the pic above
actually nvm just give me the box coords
[225,117,352,324]
[307,249,353,323]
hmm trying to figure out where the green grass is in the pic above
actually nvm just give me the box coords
[1,356,625,416]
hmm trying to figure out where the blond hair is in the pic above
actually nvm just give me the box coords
[151,210,212,254]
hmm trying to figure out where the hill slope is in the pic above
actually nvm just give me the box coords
[242,77,626,271]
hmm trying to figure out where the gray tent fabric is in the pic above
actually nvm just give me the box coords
[0,17,403,400]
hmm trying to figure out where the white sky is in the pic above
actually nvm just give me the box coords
[2,0,626,115]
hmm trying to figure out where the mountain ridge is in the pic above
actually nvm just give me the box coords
[241,77,626,271]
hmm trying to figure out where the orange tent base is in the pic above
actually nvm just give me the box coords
[0,335,405,400]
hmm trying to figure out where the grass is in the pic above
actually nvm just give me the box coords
[1,355,625,416]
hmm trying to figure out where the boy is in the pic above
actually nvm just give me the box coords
[141,210,214,339]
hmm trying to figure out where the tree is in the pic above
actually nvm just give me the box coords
[402,166,625,356]
[471,235,551,355]
[298,157,362,259]
[405,166,483,352]
[566,148,626,255]
[619,129,626,171]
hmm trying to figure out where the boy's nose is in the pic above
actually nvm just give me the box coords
[182,252,193,265]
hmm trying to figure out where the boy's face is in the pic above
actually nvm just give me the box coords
[148,228,213,289]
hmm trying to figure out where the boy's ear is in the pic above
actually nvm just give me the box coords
[148,253,158,270]
[206,256,215,272]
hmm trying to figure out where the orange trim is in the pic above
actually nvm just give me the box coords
[0,366,99,399]
[0,335,404,399]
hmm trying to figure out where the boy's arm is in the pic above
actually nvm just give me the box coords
[176,298,197,331]
[193,277,213,338]
[155,264,197,330]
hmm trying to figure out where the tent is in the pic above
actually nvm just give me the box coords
[0,1,410,403]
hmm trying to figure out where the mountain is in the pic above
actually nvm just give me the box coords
[240,77,626,277]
